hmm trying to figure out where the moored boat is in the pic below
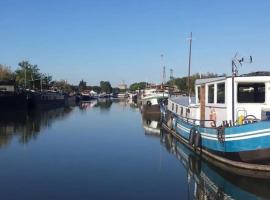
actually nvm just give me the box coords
[0,80,28,111]
[28,90,66,109]
[162,71,270,164]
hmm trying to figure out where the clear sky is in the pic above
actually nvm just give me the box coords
[1,0,270,86]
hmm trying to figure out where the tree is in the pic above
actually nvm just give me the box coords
[92,86,101,93]
[100,81,112,94]
[0,64,14,80]
[167,72,225,95]
[15,61,42,88]
[52,80,72,93]
[78,80,87,91]
[129,82,147,91]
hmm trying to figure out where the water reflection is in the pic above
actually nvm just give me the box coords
[0,108,74,147]
[159,130,270,200]
[141,113,161,137]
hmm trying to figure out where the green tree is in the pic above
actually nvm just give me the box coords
[100,81,112,94]
[92,86,101,93]
[78,80,87,91]
[129,82,147,91]
[167,73,226,95]
[15,61,42,88]
[52,80,72,93]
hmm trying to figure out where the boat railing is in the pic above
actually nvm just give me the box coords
[176,115,216,128]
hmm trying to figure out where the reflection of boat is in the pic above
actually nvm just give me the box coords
[160,130,270,200]
[79,100,98,110]
[142,113,161,136]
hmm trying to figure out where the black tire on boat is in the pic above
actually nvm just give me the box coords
[189,127,196,145]
[194,132,202,149]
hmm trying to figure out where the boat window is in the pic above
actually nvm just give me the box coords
[180,107,183,116]
[172,103,174,111]
[197,86,200,103]
[208,84,214,103]
[237,83,265,103]
[217,82,225,104]
[176,105,178,113]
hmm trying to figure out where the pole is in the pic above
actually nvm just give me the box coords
[188,32,192,102]
[232,60,235,124]
[24,64,27,89]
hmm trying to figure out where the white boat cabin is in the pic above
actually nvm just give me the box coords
[168,72,270,127]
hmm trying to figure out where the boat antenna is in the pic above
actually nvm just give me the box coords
[231,54,253,123]
[187,32,192,103]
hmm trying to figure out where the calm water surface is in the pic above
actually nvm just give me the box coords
[0,100,269,200]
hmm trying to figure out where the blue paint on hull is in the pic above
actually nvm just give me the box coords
[174,117,270,154]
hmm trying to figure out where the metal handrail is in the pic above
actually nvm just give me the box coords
[175,115,216,128]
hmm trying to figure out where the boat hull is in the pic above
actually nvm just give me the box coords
[173,116,270,164]
[0,92,27,110]
[28,92,66,109]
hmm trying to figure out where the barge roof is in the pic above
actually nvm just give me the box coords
[170,96,196,107]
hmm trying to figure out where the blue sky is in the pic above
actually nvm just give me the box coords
[0,0,270,86]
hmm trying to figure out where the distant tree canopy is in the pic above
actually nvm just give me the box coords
[13,61,53,89]
[129,82,147,91]
[78,79,87,91]
[52,80,72,93]
[112,87,120,94]
[100,81,112,94]
[168,72,226,95]
[0,64,14,81]
[91,86,101,93]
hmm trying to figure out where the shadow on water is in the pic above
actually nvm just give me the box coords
[158,129,270,200]
[0,107,74,147]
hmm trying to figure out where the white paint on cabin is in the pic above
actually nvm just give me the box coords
[168,74,270,127]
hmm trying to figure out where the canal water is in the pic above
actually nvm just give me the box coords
[0,99,269,200]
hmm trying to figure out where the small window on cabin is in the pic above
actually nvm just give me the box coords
[237,83,265,103]
[208,84,214,103]
[217,82,225,104]
[180,107,183,116]
[172,103,174,111]
[197,86,200,103]
[176,105,178,113]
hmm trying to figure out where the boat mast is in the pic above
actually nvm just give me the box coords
[231,55,252,124]
[231,60,236,124]
[187,32,192,103]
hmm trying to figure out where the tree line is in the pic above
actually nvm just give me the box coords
[0,61,225,94]
[167,72,226,95]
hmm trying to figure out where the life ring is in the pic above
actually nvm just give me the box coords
[210,108,217,127]
[146,101,152,106]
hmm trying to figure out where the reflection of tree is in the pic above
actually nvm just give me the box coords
[0,108,73,147]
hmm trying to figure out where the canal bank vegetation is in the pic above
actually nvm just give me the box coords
[0,61,74,93]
